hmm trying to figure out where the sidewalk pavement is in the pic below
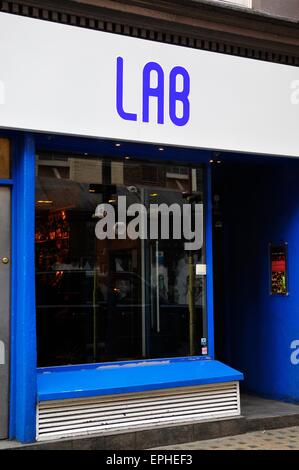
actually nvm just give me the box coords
[151,426,299,450]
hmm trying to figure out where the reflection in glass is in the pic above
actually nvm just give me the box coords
[35,153,207,367]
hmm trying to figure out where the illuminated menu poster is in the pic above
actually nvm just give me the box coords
[270,244,288,295]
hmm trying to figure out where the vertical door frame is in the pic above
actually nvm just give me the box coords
[0,185,11,439]
[8,133,37,443]
[205,164,215,359]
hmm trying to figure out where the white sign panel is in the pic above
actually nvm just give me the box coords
[1,12,299,157]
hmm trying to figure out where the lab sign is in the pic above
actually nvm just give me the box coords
[1,12,299,157]
[116,57,190,126]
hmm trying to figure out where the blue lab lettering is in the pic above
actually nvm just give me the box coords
[169,66,190,126]
[142,62,164,124]
[116,57,190,126]
[116,56,137,121]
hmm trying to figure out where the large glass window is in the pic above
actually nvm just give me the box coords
[35,153,207,367]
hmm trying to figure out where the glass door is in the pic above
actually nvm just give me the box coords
[144,171,206,359]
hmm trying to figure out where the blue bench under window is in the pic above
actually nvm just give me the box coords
[37,357,244,401]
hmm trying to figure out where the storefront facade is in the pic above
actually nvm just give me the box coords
[1,1,299,444]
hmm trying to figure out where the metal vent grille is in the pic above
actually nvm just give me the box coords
[37,381,240,441]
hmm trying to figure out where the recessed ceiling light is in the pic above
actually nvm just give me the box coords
[84,152,88,156]
[209,159,214,163]
[217,160,221,164]
[158,147,164,151]
[115,143,121,147]
[125,156,130,160]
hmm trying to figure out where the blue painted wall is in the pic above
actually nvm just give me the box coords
[214,160,299,402]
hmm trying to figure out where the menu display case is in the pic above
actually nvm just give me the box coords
[269,243,288,296]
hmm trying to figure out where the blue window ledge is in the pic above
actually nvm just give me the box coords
[37,357,243,402]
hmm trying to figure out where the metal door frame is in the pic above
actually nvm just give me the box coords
[0,185,11,439]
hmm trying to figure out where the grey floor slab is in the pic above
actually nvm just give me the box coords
[241,394,299,419]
